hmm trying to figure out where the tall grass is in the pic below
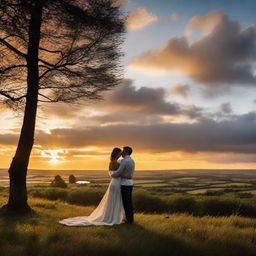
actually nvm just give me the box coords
[0,193,256,256]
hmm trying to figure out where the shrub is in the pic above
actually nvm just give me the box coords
[50,175,67,188]
[167,196,196,214]
[133,190,166,213]
[236,192,253,198]
[69,175,76,184]
[200,197,240,216]
[30,188,68,201]
[237,203,256,217]
[204,190,225,196]
[29,187,256,218]
[66,188,105,206]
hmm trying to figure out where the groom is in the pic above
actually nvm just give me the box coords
[111,146,135,224]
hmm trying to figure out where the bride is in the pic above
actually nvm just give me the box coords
[58,147,125,226]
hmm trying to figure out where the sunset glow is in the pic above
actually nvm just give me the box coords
[40,149,65,165]
[1,1,256,171]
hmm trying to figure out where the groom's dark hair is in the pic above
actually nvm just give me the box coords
[123,146,133,155]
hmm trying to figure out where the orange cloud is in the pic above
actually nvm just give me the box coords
[126,8,178,30]
[126,7,159,30]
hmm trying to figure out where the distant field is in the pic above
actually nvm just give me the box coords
[1,169,256,196]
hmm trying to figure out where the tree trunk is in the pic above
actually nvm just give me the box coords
[1,3,43,214]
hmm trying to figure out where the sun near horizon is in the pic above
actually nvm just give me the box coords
[0,146,255,171]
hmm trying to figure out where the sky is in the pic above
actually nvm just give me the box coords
[0,0,256,170]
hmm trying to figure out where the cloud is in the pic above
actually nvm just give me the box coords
[101,79,202,118]
[33,79,203,131]
[126,7,159,30]
[170,83,190,98]
[0,133,18,146]
[201,86,231,98]
[2,109,256,157]
[184,10,225,37]
[39,103,85,119]
[112,0,131,7]
[125,8,178,31]
[29,111,256,154]
[131,10,256,87]
[92,111,163,126]
[220,103,232,113]
[204,153,256,164]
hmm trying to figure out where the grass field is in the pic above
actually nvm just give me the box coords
[1,170,256,255]
[1,187,256,256]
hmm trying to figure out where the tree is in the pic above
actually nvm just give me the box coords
[50,175,67,188]
[0,0,125,214]
[69,174,76,184]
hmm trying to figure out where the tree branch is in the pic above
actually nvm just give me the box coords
[39,47,64,56]
[0,38,27,58]
[0,91,26,101]
[0,39,58,68]
[0,65,27,74]
[38,92,58,102]
[39,62,77,80]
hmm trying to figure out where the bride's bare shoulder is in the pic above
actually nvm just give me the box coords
[109,160,120,171]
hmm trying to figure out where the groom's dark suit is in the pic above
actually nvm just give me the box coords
[111,155,135,223]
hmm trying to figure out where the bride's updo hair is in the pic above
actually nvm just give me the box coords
[110,147,122,161]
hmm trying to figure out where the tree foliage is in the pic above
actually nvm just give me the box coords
[0,0,125,109]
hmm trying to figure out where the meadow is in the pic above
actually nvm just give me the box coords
[0,188,256,256]
[1,169,256,255]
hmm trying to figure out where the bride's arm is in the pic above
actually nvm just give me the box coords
[108,162,113,177]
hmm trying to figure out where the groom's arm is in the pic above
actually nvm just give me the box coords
[111,159,126,178]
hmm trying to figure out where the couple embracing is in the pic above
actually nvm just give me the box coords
[59,146,135,226]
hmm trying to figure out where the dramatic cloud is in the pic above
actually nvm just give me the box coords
[170,83,190,98]
[220,103,232,113]
[131,10,256,87]
[26,111,256,154]
[126,7,159,30]
[33,79,203,131]
[101,79,202,118]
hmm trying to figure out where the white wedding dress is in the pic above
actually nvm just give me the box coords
[58,176,124,226]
